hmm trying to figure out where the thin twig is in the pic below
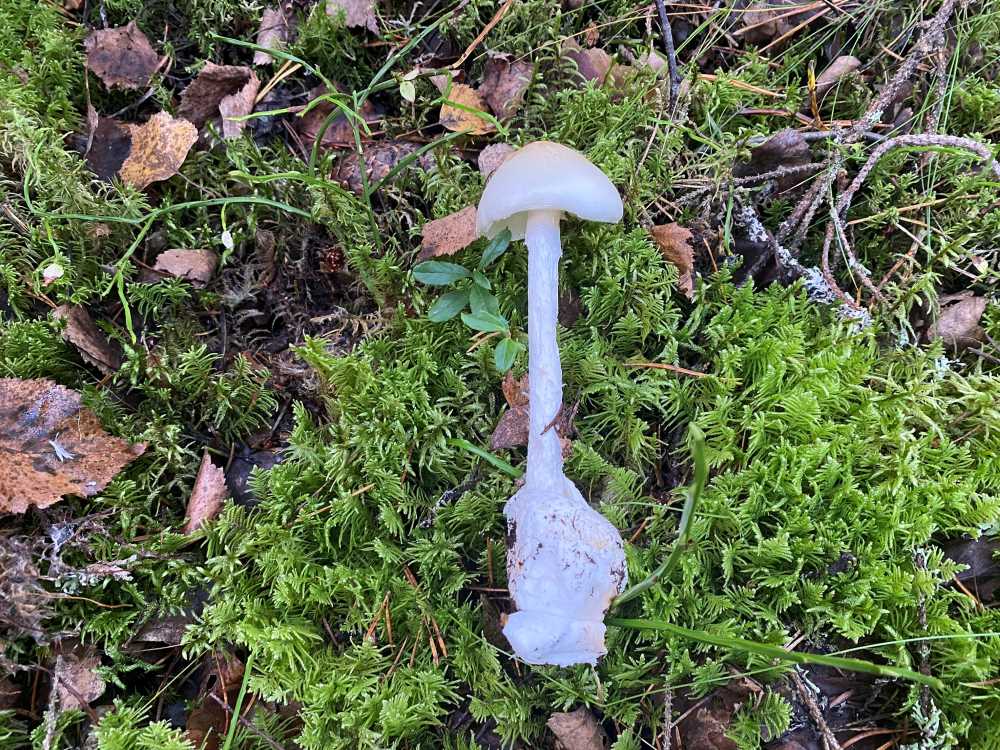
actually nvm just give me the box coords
[452,0,514,69]
[791,669,843,750]
[208,693,285,750]
[654,0,681,107]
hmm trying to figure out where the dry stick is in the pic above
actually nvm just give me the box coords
[654,0,681,107]
[452,0,514,69]
[791,669,843,750]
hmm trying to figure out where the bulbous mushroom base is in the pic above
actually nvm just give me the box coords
[503,479,628,666]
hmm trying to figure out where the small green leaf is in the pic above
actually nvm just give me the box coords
[413,261,471,285]
[461,310,508,333]
[494,338,524,372]
[479,229,512,269]
[469,285,499,316]
[428,290,469,322]
[472,270,491,289]
[399,79,416,103]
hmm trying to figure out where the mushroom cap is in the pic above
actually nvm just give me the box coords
[476,141,623,240]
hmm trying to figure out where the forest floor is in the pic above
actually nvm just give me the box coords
[2,0,1000,748]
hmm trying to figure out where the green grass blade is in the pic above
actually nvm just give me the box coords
[607,617,943,689]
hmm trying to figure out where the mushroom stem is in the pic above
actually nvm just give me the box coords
[524,210,565,492]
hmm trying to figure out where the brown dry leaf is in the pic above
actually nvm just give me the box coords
[478,143,515,178]
[583,22,600,47]
[418,206,478,261]
[491,373,573,456]
[133,615,192,646]
[185,652,246,750]
[439,84,495,135]
[85,114,132,180]
[814,55,861,99]
[480,56,534,121]
[331,140,426,194]
[650,223,695,300]
[0,678,19,710]
[84,22,160,90]
[63,0,84,10]
[326,0,377,32]
[178,63,259,138]
[926,293,987,349]
[561,39,613,85]
[153,249,219,286]
[119,112,197,189]
[295,88,381,150]
[53,305,122,374]
[547,708,606,750]
[254,4,297,65]
[183,452,229,534]
[54,650,105,710]
[0,379,146,514]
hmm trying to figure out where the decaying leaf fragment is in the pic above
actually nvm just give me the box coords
[183,452,229,534]
[52,305,122,374]
[331,140,426,194]
[326,0,378,33]
[178,62,260,138]
[547,707,606,750]
[561,39,613,85]
[479,56,534,121]
[153,249,219,286]
[417,206,478,261]
[478,143,515,178]
[85,113,132,180]
[254,4,297,65]
[0,379,146,514]
[84,22,160,90]
[650,223,696,300]
[119,112,198,189]
[54,649,105,710]
[439,84,495,135]
[926,293,987,349]
[490,372,573,456]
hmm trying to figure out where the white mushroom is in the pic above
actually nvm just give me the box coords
[477,141,628,666]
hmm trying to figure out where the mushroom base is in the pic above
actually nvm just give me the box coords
[502,479,627,666]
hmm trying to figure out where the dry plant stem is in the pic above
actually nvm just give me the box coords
[792,669,843,750]
[654,0,681,107]
[524,210,565,492]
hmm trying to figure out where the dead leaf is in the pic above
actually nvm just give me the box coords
[53,305,122,375]
[478,143,515,178]
[943,535,1000,601]
[254,4,297,65]
[583,23,600,47]
[54,650,105,710]
[439,84,495,135]
[84,22,160,90]
[85,114,133,181]
[63,0,84,10]
[677,682,756,750]
[650,223,695,300]
[561,39,613,85]
[295,87,381,150]
[547,708,606,750]
[133,615,192,646]
[326,0,377,32]
[185,652,246,750]
[736,129,811,176]
[479,56,534,121]
[490,373,573,456]
[42,263,64,286]
[0,379,146,514]
[184,452,229,534]
[153,249,219,285]
[814,55,861,100]
[119,112,198,189]
[178,63,260,137]
[331,140,427,194]
[418,206,478,261]
[926,293,987,349]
